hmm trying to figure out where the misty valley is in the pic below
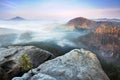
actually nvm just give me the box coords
[0,17,120,80]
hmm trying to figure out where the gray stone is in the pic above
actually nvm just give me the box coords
[31,73,56,80]
[12,77,24,80]
[13,49,109,80]
[0,46,54,80]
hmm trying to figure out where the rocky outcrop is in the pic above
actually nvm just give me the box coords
[13,49,109,80]
[68,17,120,62]
[67,17,120,80]
[67,17,120,31]
[0,46,54,80]
[67,17,96,29]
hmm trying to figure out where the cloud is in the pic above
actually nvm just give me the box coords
[0,0,17,9]
[0,0,120,19]
[10,6,120,20]
[57,39,76,47]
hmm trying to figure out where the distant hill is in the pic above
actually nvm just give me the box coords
[67,17,96,29]
[71,17,120,65]
[95,21,120,34]
[67,17,120,31]
[93,18,120,22]
[10,16,25,20]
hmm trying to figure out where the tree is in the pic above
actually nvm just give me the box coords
[18,54,33,71]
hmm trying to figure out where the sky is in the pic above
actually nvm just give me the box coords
[0,0,120,20]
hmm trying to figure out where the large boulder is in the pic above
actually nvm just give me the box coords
[13,49,110,80]
[0,46,54,80]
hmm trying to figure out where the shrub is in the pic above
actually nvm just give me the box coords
[18,54,33,71]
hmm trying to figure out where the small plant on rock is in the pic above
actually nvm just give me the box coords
[18,54,33,71]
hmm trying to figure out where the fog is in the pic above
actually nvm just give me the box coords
[0,20,119,65]
[0,20,87,47]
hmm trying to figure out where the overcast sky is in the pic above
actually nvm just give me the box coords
[0,0,120,20]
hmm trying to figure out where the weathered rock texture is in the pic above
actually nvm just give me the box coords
[0,46,54,80]
[13,49,110,80]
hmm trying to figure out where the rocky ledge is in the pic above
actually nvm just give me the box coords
[13,49,109,80]
[0,46,54,80]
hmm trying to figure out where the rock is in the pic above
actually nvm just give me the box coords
[12,73,57,80]
[67,17,96,29]
[0,46,54,80]
[31,73,57,80]
[13,49,110,80]
[67,17,120,30]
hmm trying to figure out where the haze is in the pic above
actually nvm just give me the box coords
[0,0,120,20]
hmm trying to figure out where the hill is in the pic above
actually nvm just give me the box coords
[67,17,96,29]
[10,16,25,20]
[67,17,120,31]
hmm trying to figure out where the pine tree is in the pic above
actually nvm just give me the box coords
[18,54,33,71]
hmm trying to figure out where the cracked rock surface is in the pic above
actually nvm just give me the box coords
[13,49,109,80]
[0,46,54,80]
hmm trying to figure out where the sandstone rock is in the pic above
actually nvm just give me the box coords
[67,17,96,29]
[0,46,54,80]
[13,49,109,80]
